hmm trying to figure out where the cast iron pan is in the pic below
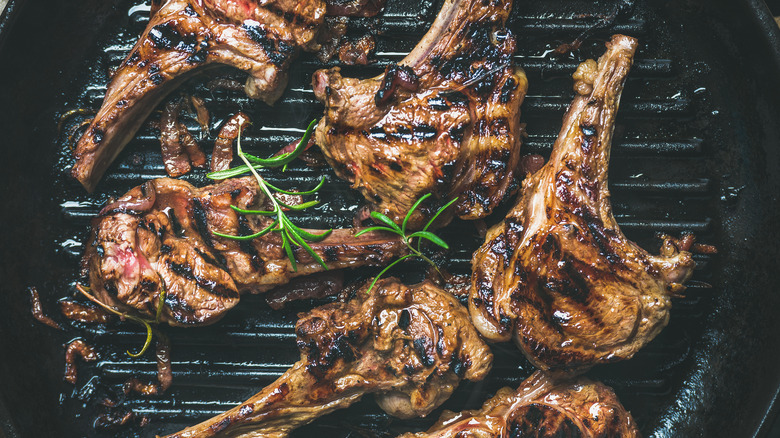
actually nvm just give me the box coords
[1,0,779,436]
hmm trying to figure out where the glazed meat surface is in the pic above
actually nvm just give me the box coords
[163,279,493,438]
[469,35,695,374]
[83,177,406,326]
[72,0,326,192]
[399,370,639,438]
[312,0,527,229]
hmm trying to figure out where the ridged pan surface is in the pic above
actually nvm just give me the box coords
[0,0,779,437]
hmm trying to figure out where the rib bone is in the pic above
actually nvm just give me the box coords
[163,279,493,438]
[469,35,695,374]
[83,177,406,326]
[72,0,326,192]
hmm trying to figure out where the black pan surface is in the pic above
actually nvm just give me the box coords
[1,0,779,436]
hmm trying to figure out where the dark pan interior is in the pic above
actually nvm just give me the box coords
[1,0,780,436]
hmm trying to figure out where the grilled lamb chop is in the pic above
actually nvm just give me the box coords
[312,0,528,229]
[469,35,695,374]
[163,278,493,438]
[83,177,406,326]
[399,370,639,438]
[71,0,326,192]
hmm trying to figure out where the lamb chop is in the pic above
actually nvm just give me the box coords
[71,0,326,192]
[312,0,528,229]
[469,35,695,374]
[83,177,407,326]
[163,278,493,438]
[399,370,639,438]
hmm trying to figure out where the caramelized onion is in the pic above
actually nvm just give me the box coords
[64,339,98,384]
[29,287,62,330]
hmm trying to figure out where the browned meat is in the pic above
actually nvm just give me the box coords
[312,0,528,229]
[159,96,208,176]
[71,0,326,192]
[163,278,493,438]
[83,177,407,326]
[325,0,386,17]
[210,112,251,173]
[399,371,639,438]
[337,35,376,65]
[469,35,695,375]
[263,271,343,310]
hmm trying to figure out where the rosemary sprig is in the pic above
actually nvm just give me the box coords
[355,194,458,293]
[76,283,160,357]
[207,119,331,271]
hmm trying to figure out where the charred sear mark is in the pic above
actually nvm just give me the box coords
[187,39,210,64]
[242,23,294,66]
[238,215,265,272]
[440,90,469,106]
[499,76,517,103]
[367,126,386,140]
[413,337,436,367]
[164,292,196,322]
[323,246,339,262]
[194,247,228,272]
[210,417,232,434]
[398,309,411,330]
[427,96,450,110]
[183,4,198,16]
[521,334,590,373]
[192,199,215,248]
[91,127,104,144]
[449,355,465,377]
[167,208,186,238]
[149,22,199,53]
[263,3,320,29]
[476,278,495,310]
[509,404,582,438]
[166,260,237,298]
[304,330,361,377]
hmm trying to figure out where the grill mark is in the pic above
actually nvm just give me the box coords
[149,22,199,53]
[304,331,359,378]
[413,337,435,367]
[440,90,469,106]
[262,3,320,29]
[194,247,229,273]
[238,215,265,272]
[427,96,450,110]
[192,199,216,250]
[242,22,295,66]
[499,76,516,103]
[323,246,339,262]
[166,260,237,299]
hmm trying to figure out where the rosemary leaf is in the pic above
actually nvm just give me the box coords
[354,226,403,237]
[422,197,459,232]
[265,177,326,196]
[229,205,278,216]
[402,193,431,234]
[408,231,449,249]
[370,211,402,233]
[212,220,277,241]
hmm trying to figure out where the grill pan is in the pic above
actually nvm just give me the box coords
[1,0,780,436]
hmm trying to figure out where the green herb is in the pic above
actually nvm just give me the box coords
[207,119,331,271]
[76,283,159,357]
[355,194,458,293]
